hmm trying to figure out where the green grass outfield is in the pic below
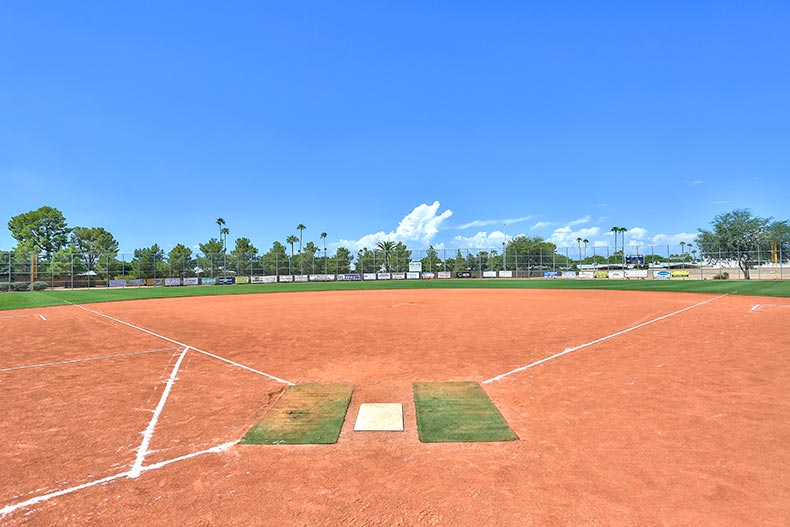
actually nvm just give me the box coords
[1,278,789,311]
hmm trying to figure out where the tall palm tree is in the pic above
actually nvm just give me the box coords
[376,240,395,271]
[286,235,298,257]
[576,237,583,261]
[296,224,306,254]
[680,241,687,254]
[582,239,589,259]
[320,232,328,273]
[221,227,229,252]
[216,218,225,245]
[610,226,619,258]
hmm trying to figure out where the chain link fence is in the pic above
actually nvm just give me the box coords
[1,243,785,290]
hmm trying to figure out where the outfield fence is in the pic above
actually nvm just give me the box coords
[0,243,785,290]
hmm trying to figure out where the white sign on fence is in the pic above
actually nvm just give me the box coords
[165,278,181,286]
[183,277,199,285]
[625,270,648,279]
[653,270,671,280]
[392,272,406,280]
[579,271,595,280]
[609,270,625,279]
[409,262,422,272]
[561,271,577,279]
[377,272,391,280]
[498,270,513,278]
[109,279,126,288]
[437,271,452,279]
[279,275,294,283]
[482,270,497,278]
[363,273,377,280]
[406,272,420,279]
[294,275,309,282]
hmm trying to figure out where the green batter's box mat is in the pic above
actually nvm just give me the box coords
[413,382,518,443]
[240,384,354,445]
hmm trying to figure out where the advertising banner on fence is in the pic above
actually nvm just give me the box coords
[201,277,216,285]
[498,270,513,278]
[363,273,377,280]
[594,271,609,279]
[145,279,163,286]
[391,272,406,280]
[653,270,671,280]
[337,274,363,281]
[406,272,420,279]
[279,275,293,283]
[421,272,435,279]
[409,262,422,272]
[294,275,309,282]
[579,271,595,279]
[217,276,235,285]
[251,275,277,284]
[543,271,558,278]
[308,274,335,282]
[561,271,577,279]
[625,270,648,279]
[377,273,391,280]
[609,270,625,279]
[235,276,250,284]
[165,278,181,286]
[456,271,472,278]
[671,270,690,278]
[437,271,452,279]
[126,279,145,286]
[109,279,126,288]
[183,277,199,285]
[483,270,497,278]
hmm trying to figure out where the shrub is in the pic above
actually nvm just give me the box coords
[32,281,49,291]
[0,281,10,291]
[712,272,730,280]
[11,281,29,291]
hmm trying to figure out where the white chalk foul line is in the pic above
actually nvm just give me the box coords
[483,294,727,384]
[129,346,189,478]
[0,313,46,320]
[751,303,790,311]
[0,347,180,373]
[0,441,235,517]
[73,304,294,386]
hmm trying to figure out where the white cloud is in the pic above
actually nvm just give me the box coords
[548,226,600,247]
[627,227,648,241]
[689,180,704,185]
[452,230,507,249]
[567,215,591,227]
[457,215,531,230]
[339,201,453,251]
[531,221,552,230]
[650,232,697,245]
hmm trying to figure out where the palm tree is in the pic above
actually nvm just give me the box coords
[610,226,619,257]
[286,235,298,257]
[221,227,229,252]
[576,237,583,261]
[680,241,686,255]
[320,232,328,273]
[582,239,589,259]
[216,218,225,246]
[376,240,396,271]
[618,227,628,256]
[296,224,306,254]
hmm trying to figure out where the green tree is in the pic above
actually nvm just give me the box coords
[505,235,557,270]
[70,226,119,273]
[230,237,258,274]
[131,244,165,278]
[420,245,442,273]
[8,206,71,258]
[216,218,225,247]
[320,232,328,273]
[260,241,289,275]
[697,209,790,279]
[286,235,298,257]
[168,244,194,277]
[331,247,352,274]
[197,238,223,277]
[376,240,396,271]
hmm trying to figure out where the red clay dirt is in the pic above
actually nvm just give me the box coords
[1,289,788,526]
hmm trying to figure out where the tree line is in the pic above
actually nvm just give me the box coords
[4,206,789,279]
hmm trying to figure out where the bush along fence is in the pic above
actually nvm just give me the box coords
[0,243,786,291]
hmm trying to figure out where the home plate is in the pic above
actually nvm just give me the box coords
[354,403,404,431]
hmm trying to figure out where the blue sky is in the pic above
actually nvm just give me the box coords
[1,1,788,255]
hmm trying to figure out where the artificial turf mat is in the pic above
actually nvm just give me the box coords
[239,384,354,445]
[413,382,518,443]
